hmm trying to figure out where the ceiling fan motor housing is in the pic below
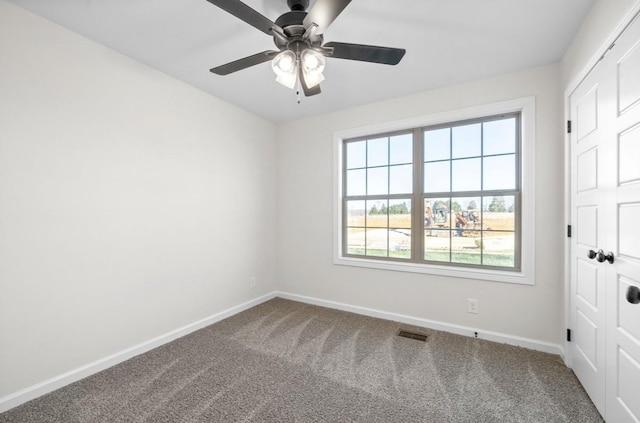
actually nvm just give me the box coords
[274,11,305,31]
[274,10,323,50]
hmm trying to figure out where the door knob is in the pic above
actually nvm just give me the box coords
[628,286,640,305]
[587,250,597,259]
[596,250,614,264]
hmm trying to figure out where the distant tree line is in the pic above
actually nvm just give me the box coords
[369,202,409,215]
[430,197,514,213]
[368,197,513,216]
[486,196,514,213]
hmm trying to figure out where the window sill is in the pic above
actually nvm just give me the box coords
[333,256,534,285]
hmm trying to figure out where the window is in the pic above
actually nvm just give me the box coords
[344,132,414,260]
[335,98,535,284]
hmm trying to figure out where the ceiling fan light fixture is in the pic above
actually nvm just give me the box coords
[300,48,325,89]
[302,68,325,88]
[272,50,298,89]
[276,72,298,89]
[301,48,325,74]
[272,50,297,75]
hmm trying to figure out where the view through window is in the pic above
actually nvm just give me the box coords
[343,113,520,271]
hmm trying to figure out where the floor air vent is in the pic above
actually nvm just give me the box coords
[397,330,428,342]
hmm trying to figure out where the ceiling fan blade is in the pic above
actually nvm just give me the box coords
[210,50,279,75]
[303,0,352,34]
[299,67,321,97]
[205,0,278,35]
[324,42,406,65]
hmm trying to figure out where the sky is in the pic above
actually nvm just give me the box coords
[345,116,518,201]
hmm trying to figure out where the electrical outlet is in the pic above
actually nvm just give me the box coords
[250,277,256,289]
[467,298,479,314]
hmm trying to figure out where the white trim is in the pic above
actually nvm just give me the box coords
[0,292,277,414]
[564,1,640,99]
[563,98,573,367]
[333,97,536,285]
[277,291,563,356]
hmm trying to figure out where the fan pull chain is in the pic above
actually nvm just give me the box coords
[296,79,301,104]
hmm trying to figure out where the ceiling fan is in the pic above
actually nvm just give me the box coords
[207,0,406,97]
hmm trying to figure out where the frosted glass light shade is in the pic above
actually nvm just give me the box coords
[272,50,298,89]
[301,49,325,74]
[300,49,325,89]
[303,70,325,88]
[272,50,296,74]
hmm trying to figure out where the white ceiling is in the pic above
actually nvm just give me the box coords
[8,0,595,123]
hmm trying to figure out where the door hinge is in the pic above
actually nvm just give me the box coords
[567,225,572,238]
[567,329,572,342]
[567,120,572,134]
[599,42,616,62]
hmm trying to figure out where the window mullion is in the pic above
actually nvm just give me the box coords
[387,138,391,257]
[342,142,348,257]
[412,128,423,263]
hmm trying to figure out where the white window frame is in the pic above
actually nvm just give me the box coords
[333,97,536,285]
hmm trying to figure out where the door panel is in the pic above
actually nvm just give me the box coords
[619,204,640,258]
[577,206,598,247]
[577,148,599,192]
[577,86,599,140]
[618,39,640,112]
[619,125,640,184]
[576,309,599,368]
[577,259,598,309]
[617,348,640,420]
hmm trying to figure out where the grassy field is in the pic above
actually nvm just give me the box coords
[346,212,516,267]
[347,247,514,267]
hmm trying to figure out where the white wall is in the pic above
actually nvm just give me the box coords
[0,0,277,399]
[277,63,565,345]
[562,0,639,88]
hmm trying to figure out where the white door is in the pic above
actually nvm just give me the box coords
[604,13,640,423]
[570,13,640,422]
[569,48,607,415]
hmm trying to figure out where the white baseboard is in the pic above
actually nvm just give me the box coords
[1,290,564,414]
[276,291,564,356]
[0,292,277,414]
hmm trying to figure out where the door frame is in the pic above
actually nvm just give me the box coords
[563,0,640,369]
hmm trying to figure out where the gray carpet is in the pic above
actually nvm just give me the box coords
[0,298,602,422]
